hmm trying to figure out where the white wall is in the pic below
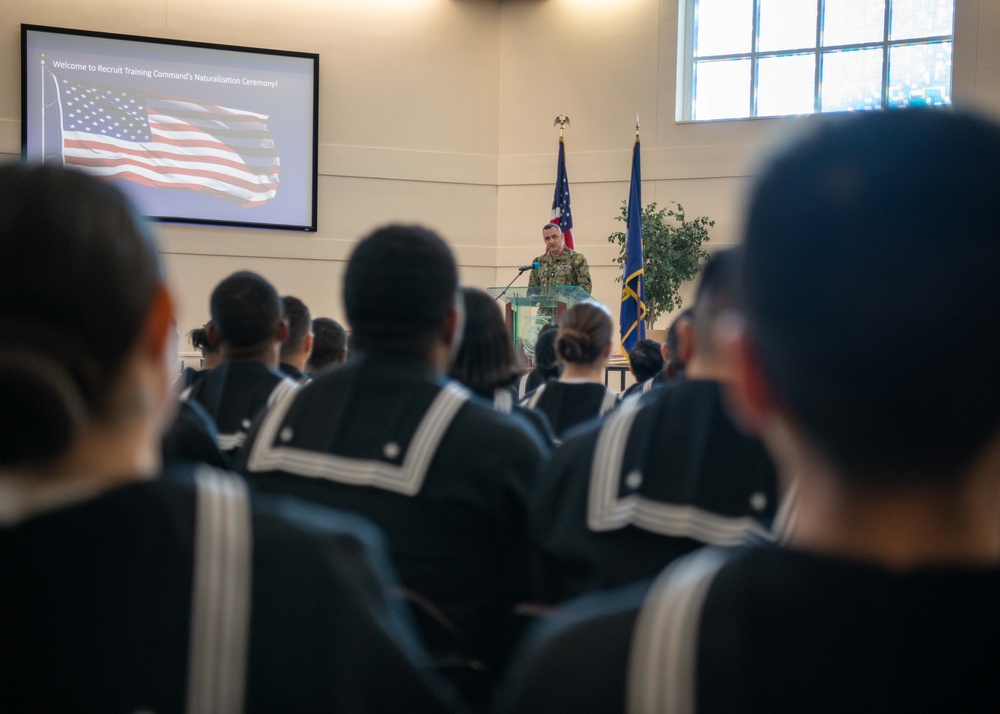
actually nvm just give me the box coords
[1,0,998,337]
[496,0,1000,329]
[0,0,503,332]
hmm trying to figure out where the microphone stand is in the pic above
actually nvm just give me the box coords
[494,266,530,302]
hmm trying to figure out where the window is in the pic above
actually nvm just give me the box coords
[677,0,955,121]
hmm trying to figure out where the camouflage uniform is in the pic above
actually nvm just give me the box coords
[528,248,592,294]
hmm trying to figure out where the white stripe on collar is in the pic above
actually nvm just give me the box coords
[587,396,773,545]
[493,388,514,414]
[243,382,470,497]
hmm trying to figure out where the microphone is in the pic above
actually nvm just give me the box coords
[495,262,542,302]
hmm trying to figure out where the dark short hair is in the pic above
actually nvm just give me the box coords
[557,303,613,365]
[542,223,561,234]
[308,317,347,372]
[344,224,458,356]
[210,271,283,353]
[742,109,1000,486]
[449,287,521,397]
[534,323,561,378]
[628,339,664,382]
[665,307,693,373]
[0,164,161,467]
[691,247,742,362]
[280,296,312,359]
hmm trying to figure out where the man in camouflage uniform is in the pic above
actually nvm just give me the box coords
[528,224,592,294]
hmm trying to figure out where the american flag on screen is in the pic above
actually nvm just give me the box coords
[550,136,574,249]
[52,75,279,207]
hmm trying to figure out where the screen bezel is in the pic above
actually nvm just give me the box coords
[21,24,320,232]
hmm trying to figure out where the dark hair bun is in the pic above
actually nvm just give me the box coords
[0,351,86,467]
[555,303,614,365]
[556,327,591,363]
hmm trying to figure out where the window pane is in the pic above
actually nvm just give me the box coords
[820,47,883,111]
[694,58,751,120]
[695,0,753,56]
[823,0,885,46]
[757,54,817,116]
[758,0,818,52]
[890,0,954,41]
[888,41,952,106]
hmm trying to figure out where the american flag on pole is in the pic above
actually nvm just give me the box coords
[550,136,574,249]
[52,75,279,206]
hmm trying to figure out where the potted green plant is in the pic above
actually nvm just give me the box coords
[608,201,713,329]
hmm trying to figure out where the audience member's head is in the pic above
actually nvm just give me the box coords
[0,164,169,470]
[307,317,348,373]
[664,307,693,378]
[533,323,561,379]
[279,295,313,370]
[556,303,613,367]
[628,339,664,383]
[188,321,221,370]
[208,271,286,366]
[684,247,741,380]
[344,224,460,366]
[449,287,521,398]
[738,109,1000,489]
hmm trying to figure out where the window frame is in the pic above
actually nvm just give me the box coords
[677,0,955,121]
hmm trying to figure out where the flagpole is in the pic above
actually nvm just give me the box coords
[621,116,646,357]
[551,115,574,250]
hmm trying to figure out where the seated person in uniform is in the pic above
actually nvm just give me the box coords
[523,303,618,440]
[162,393,230,470]
[0,164,461,713]
[176,322,220,389]
[498,109,1000,714]
[448,286,557,448]
[278,295,314,382]
[618,339,664,401]
[517,322,560,400]
[663,306,692,380]
[237,225,547,704]
[528,248,779,604]
[633,307,693,397]
[307,316,348,374]
[182,272,297,456]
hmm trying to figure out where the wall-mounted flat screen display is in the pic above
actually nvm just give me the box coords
[22,25,318,231]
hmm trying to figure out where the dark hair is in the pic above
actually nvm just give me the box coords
[344,224,458,357]
[556,303,613,365]
[188,322,218,355]
[534,323,561,378]
[542,223,561,233]
[0,164,161,467]
[449,287,521,397]
[742,109,1000,486]
[280,296,312,359]
[691,247,742,361]
[628,339,664,382]
[665,307,693,373]
[308,317,348,372]
[210,271,282,353]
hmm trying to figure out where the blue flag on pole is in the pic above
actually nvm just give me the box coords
[620,136,646,356]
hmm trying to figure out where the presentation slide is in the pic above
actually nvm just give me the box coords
[23,25,318,231]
